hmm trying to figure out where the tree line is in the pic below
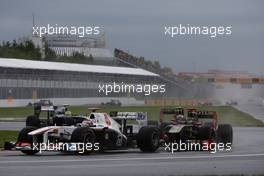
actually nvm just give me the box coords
[0,40,94,64]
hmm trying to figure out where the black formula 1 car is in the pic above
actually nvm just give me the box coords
[159,107,233,150]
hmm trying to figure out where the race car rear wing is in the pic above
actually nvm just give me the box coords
[196,111,218,129]
[159,108,184,122]
[196,111,217,119]
[160,108,184,115]
[110,111,147,121]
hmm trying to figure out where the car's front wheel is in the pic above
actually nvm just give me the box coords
[17,126,39,155]
[71,127,96,154]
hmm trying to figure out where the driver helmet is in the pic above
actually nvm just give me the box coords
[176,114,185,121]
[65,110,72,116]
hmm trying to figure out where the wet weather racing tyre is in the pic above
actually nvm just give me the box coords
[71,127,96,154]
[197,125,213,140]
[217,124,233,145]
[26,115,40,127]
[17,126,39,155]
[137,126,160,152]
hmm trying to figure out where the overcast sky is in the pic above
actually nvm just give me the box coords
[0,0,263,74]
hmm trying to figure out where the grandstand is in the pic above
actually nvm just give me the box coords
[0,58,164,106]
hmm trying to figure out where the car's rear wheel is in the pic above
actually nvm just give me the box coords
[17,126,39,155]
[198,126,212,140]
[217,124,233,145]
[26,115,40,127]
[71,127,96,154]
[137,126,160,152]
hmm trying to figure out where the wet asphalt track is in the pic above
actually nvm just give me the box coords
[0,127,263,176]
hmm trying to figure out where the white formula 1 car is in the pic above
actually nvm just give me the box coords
[15,111,160,155]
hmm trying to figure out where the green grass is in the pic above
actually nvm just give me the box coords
[0,106,33,118]
[194,106,264,127]
[0,105,263,127]
[0,130,18,148]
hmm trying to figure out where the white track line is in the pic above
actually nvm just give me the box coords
[0,153,264,164]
